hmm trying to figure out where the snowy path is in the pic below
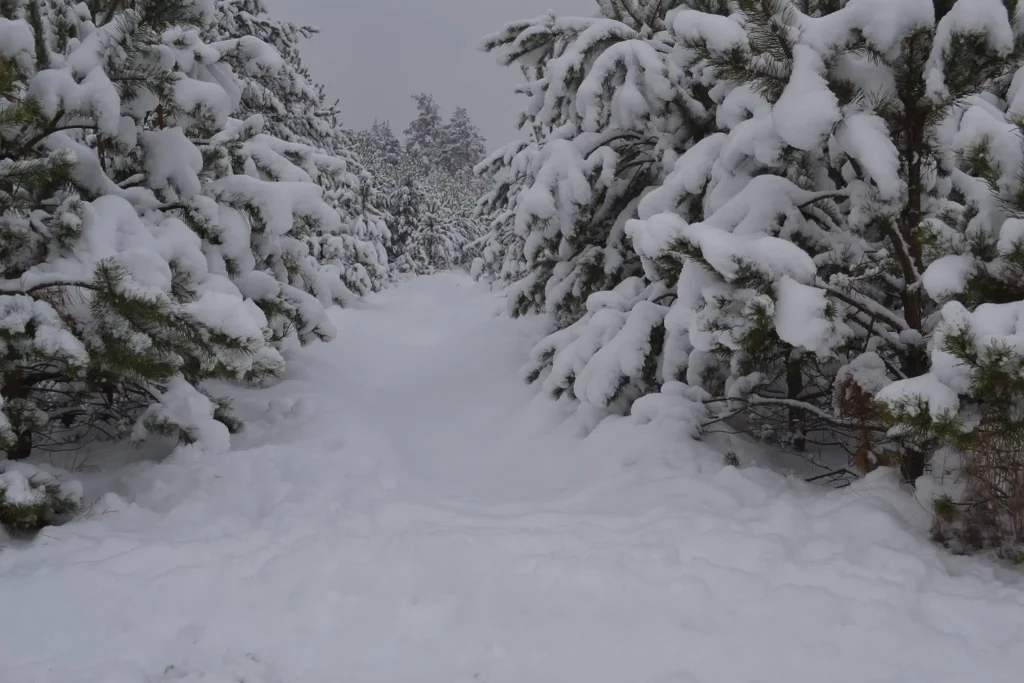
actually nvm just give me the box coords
[2,274,1024,683]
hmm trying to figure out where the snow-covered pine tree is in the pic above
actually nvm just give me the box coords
[207,0,390,296]
[396,167,489,274]
[447,174,490,270]
[354,120,417,263]
[207,0,320,143]
[439,106,487,177]
[0,0,357,467]
[435,107,489,268]
[513,0,1024,492]
[476,1,715,327]
[386,176,427,265]
[394,199,455,274]
[357,103,488,274]
[872,9,1024,553]
[404,93,445,170]
[356,120,405,175]
[474,0,720,426]
[639,0,1021,474]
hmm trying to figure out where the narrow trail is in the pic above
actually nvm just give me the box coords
[2,273,1024,683]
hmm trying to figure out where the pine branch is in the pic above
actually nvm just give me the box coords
[817,278,911,332]
[705,394,888,431]
[0,280,97,295]
[797,190,850,209]
[13,108,67,157]
[16,122,99,157]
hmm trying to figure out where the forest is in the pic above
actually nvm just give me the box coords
[2,1,1024,681]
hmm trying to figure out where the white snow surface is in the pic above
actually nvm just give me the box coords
[2,274,1024,683]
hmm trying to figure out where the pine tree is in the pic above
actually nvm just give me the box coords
[636,0,1020,481]
[0,460,81,534]
[357,120,405,171]
[357,102,488,274]
[474,0,720,428]
[0,0,367,467]
[476,1,716,326]
[404,93,445,169]
[386,176,427,263]
[394,199,454,274]
[439,107,487,176]
[492,0,1024,550]
[876,21,1024,554]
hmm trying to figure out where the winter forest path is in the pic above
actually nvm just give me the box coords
[2,274,1024,683]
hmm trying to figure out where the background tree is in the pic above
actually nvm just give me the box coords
[357,97,489,274]
[404,93,445,170]
[439,107,487,177]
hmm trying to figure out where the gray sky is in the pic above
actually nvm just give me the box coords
[263,0,593,146]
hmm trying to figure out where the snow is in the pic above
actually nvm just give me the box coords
[141,129,204,198]
[926,0,1015,100]
[772,45,841,151]
[186,290,265,343]
[0,295,88,364]
[834,113,902,199]
[2,275,1024,683]
[877,373,961,419]
[951,105,1022,184]
[0,469,45,507]
[133,378,232,455]
[28,67,121,136]
[573,300,667,408]
[774,275,852,356]
[576,39,672,132]
[0,18,34,68]
[922,253,977,300]
[534,18,638,126]
[638,134,726,220]
[671,10,748,55]
[206,175,341,237]
[800,0,935,59]
[682,220,818,283]
[1008,67,1024,117]
[998,217,1024,253]
[835,352,893,398]
[0,461,83,508]
[630,381,708,432]
[235,35,286,73]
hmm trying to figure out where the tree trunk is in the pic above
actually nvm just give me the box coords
[787,352,806,452]
[895,70,930,484]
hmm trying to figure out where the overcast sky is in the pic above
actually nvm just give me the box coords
[263,0,593,146]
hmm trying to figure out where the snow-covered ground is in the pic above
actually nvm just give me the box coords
[2,273,1024,683]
